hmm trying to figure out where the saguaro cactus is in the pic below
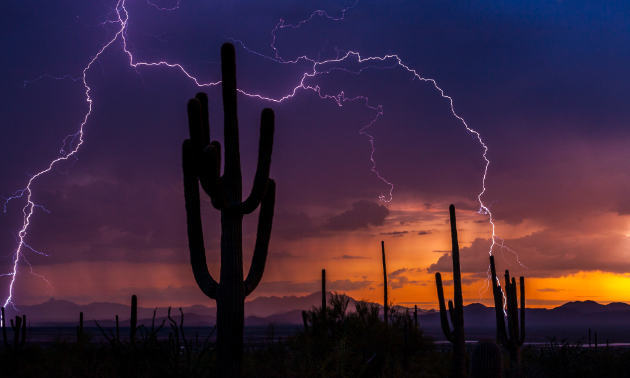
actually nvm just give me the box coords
[414,304,418,329]
[77,311,84,346]
[10,315,25,351]
[381,241,389,326]
[435,204,466,377]
[322,268,326,318]
[490,255,525,378]
[183,43,276,378]
[130,295,137,343]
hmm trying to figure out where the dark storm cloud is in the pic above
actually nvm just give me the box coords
[333,255,369,260]
[324,200,389,231]
[380,231,408,237]
[538,288,564,293]
[256,279,373,294]
[427,231,630,279]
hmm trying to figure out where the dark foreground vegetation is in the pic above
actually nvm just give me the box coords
[3,299,630,378]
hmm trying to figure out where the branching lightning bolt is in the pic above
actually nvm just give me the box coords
[5,0,524,312]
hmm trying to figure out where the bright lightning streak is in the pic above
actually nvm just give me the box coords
[6,0,524,312]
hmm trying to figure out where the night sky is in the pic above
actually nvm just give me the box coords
[1,0,629,309]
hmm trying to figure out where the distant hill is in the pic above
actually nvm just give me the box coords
[557,300,630,314]
[12,295,630,342]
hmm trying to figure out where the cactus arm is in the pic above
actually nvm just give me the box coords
[240,108,274,215]
[210,140,222,175]
[518,276,526,346]
[187,99,230,211]
[183,140,219,299]
[490,256,509,346]
[243,179,276,296]
[435,272,454,343]
[187,99,212,192]
[195,92,210,147]
[203,144,230,210]
[220,43,242,200]
[510,277,520,344]
[448,300,457,328]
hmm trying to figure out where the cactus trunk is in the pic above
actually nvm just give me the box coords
[381,241,388,326]
[130,295,137,343]
[216,212,246,375]
[322,268,326,318]
[435,204,466,378]
[414,305,418,329]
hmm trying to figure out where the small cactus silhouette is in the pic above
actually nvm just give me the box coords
[130,295,137,343]
[381,241,389,326]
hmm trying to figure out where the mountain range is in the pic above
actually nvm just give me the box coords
[7,296,630,342]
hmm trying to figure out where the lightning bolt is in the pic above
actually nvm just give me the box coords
[5,0,523,312]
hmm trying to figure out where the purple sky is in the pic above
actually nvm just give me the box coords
[1,0,629,308]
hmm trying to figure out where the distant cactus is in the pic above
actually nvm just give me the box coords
[471,339,503,378]
[381,241,389,326]
[77,311,84,346]
[435,204,466,378]
[183,43,276,378]
[490,255,525,378]
[414,304,418,329]
[9,315,25,351]
[130,295,137,343]
[322,269,326,320]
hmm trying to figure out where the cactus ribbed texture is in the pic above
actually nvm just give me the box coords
[183,42,276,378]
[490,255,525,378]
[435,204,466,378]
[130,295,137,343]
[381,241,388,326]
[470,339,503,378]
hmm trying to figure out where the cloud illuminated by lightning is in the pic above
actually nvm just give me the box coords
[4,0,523,312]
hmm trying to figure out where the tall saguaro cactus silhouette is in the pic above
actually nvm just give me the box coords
[182,43,276,378]
[435,204,466,377]
[490,255,525,378]
[381,241,389,326]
